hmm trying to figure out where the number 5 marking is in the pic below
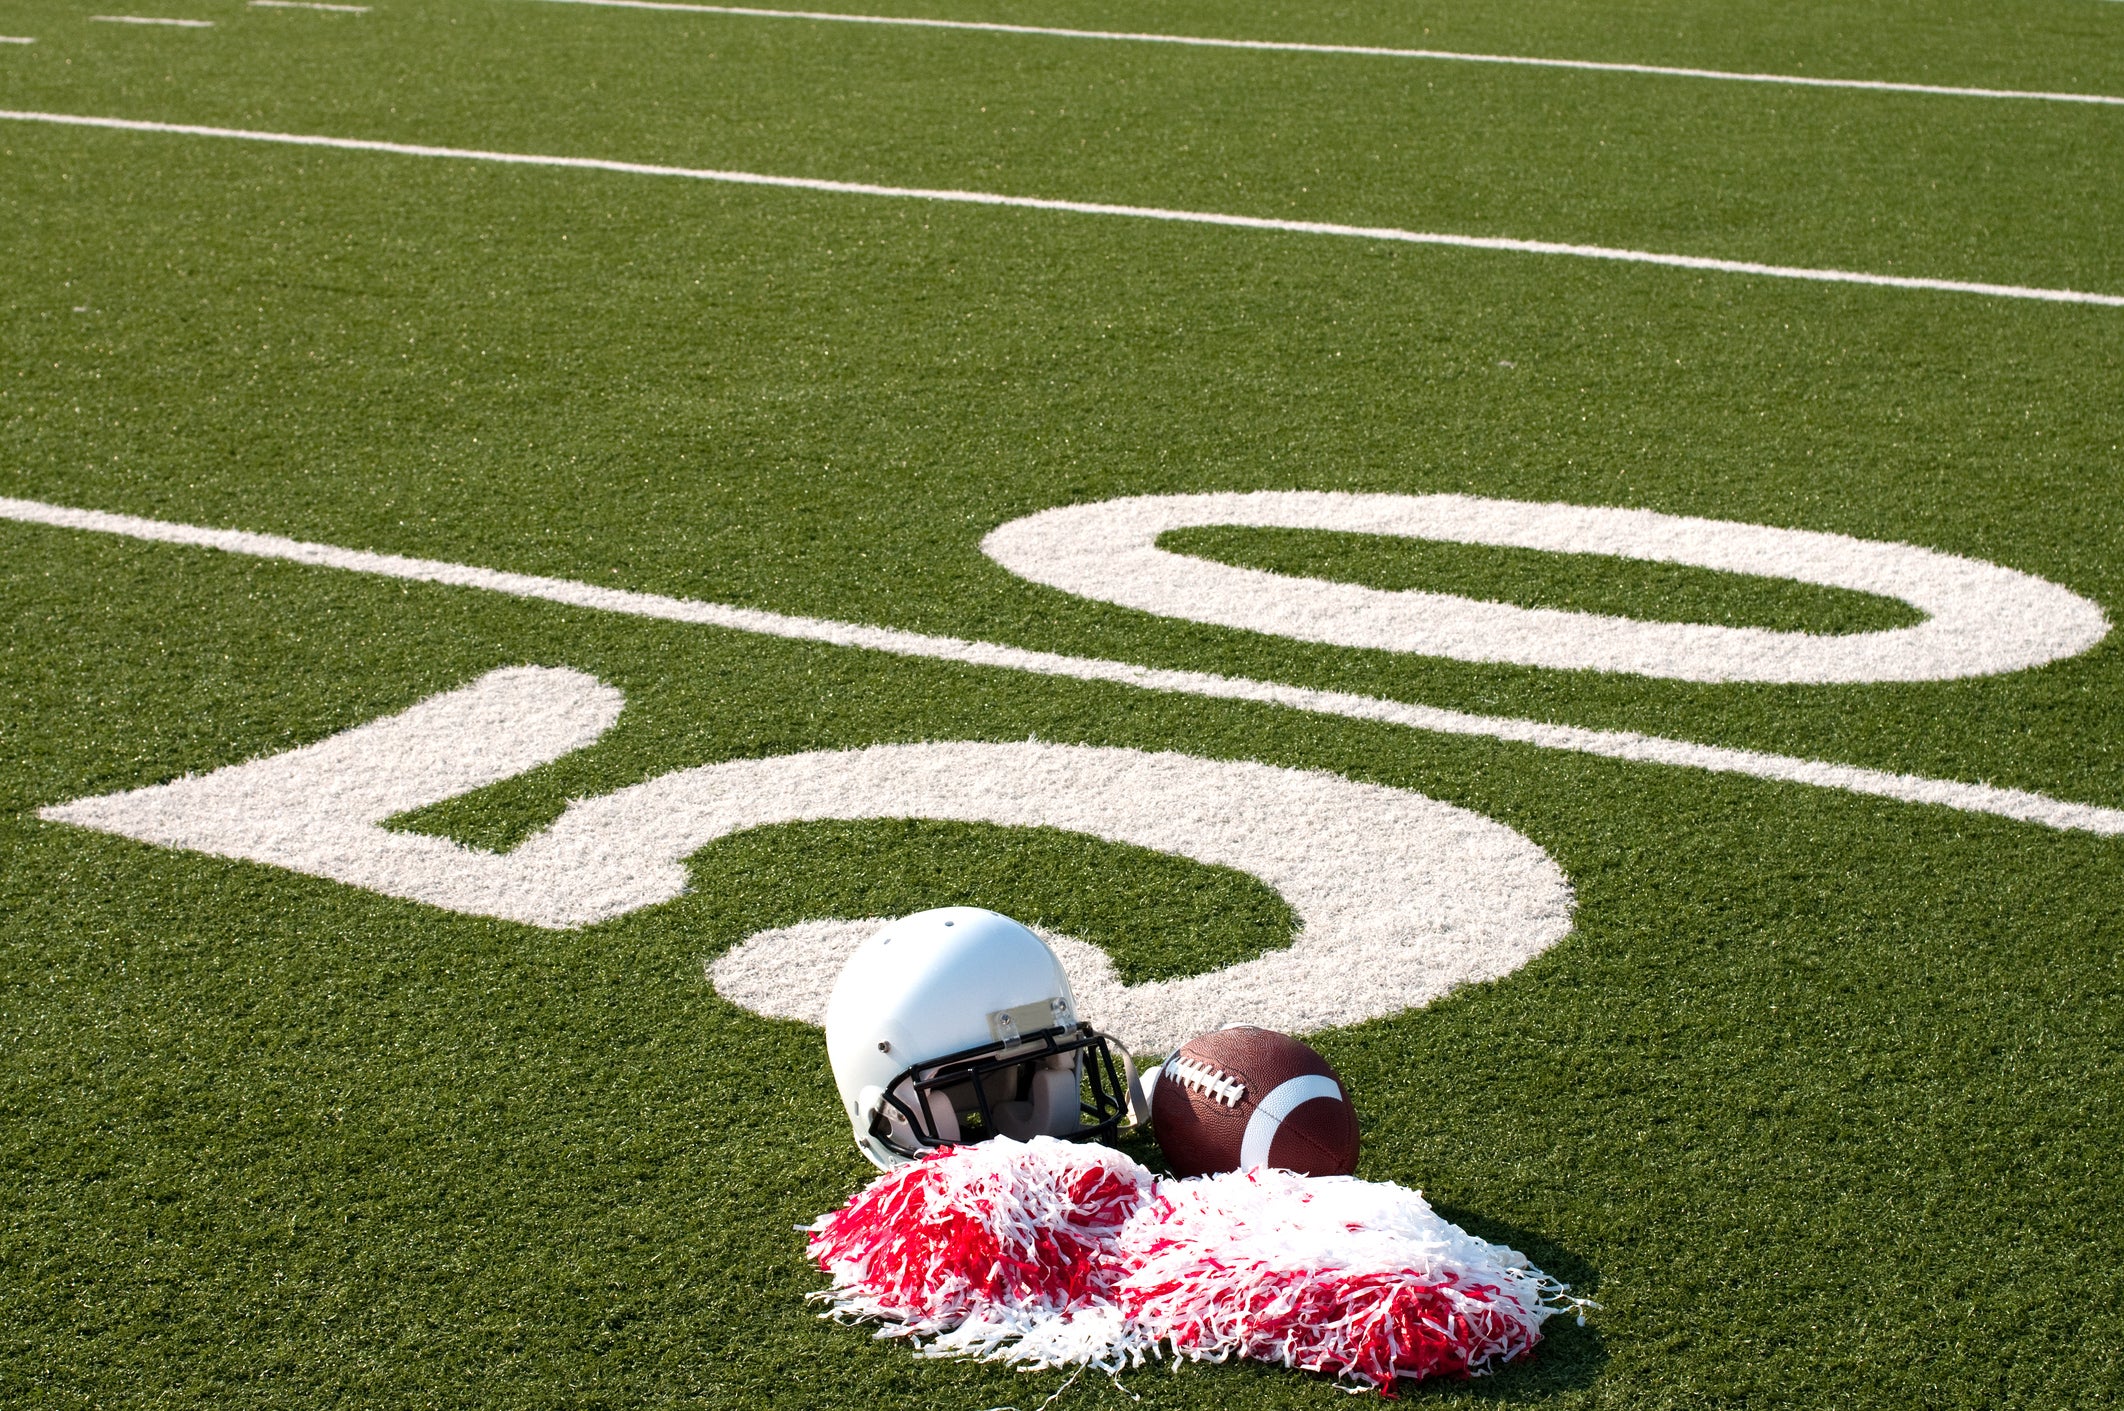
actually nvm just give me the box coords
[42,666,1574,1050]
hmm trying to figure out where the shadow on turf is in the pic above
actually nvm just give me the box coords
[1421,1202,1607,1400]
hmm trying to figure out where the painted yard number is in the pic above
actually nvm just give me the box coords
[42,494,2106,1042]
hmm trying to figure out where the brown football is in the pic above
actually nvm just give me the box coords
[1149,1026,1360,1179]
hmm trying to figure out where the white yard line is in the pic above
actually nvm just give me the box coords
[5,494,2120,838]
[528,0,2124,109]
[0,36,37,44]
[250,1,371,11]
[88,14,216,25]
[3,109,2120,307]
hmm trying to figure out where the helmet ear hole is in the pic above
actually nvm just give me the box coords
[854,1083,915,1168]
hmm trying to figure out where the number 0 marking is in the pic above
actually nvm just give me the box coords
[983,492,2108,683]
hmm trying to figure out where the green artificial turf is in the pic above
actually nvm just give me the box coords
[4,0,2123,1406]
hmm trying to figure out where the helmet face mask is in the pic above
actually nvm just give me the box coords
[825,906,1140,1167]
[869,1019,1133,1161]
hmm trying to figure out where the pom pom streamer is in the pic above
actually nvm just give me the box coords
[805,1140,1588,1392]
[1117,1168,1580,1389]
[804,1137,1157,1371]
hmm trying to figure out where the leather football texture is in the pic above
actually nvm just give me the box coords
[1150,1026,1360,1179]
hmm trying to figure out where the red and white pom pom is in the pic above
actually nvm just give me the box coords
[1117,1167,1579,1390]
[806,1142,1584,1392]
[804,1136,1155,1370]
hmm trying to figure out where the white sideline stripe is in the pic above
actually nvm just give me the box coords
[5,495,2121,838]
[528,0,2124,109]
[2,110,2120,308]
[1,36,37,44]
[88,15,216,25]
[251,1,371,11]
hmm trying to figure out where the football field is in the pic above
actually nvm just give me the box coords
[4,0,2123,1404]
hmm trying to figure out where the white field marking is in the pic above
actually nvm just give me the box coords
[983,492,2110,684]
[1,111,2120,307]
[0,36,37,44]
[528,0,2124,110]
[48,668,1578,1047]
[4,494,2123,837]
[250,1,371,10]
[708,918,870,1022]
[1238,1073,1345,1171]
[88,15,216,25]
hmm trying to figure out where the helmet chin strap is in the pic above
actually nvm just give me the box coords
[1119,1049,1152,1128]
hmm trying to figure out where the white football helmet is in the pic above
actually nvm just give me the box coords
[825,907,1141,1168]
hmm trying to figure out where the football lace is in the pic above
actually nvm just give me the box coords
[1165,1056,1247,1108]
